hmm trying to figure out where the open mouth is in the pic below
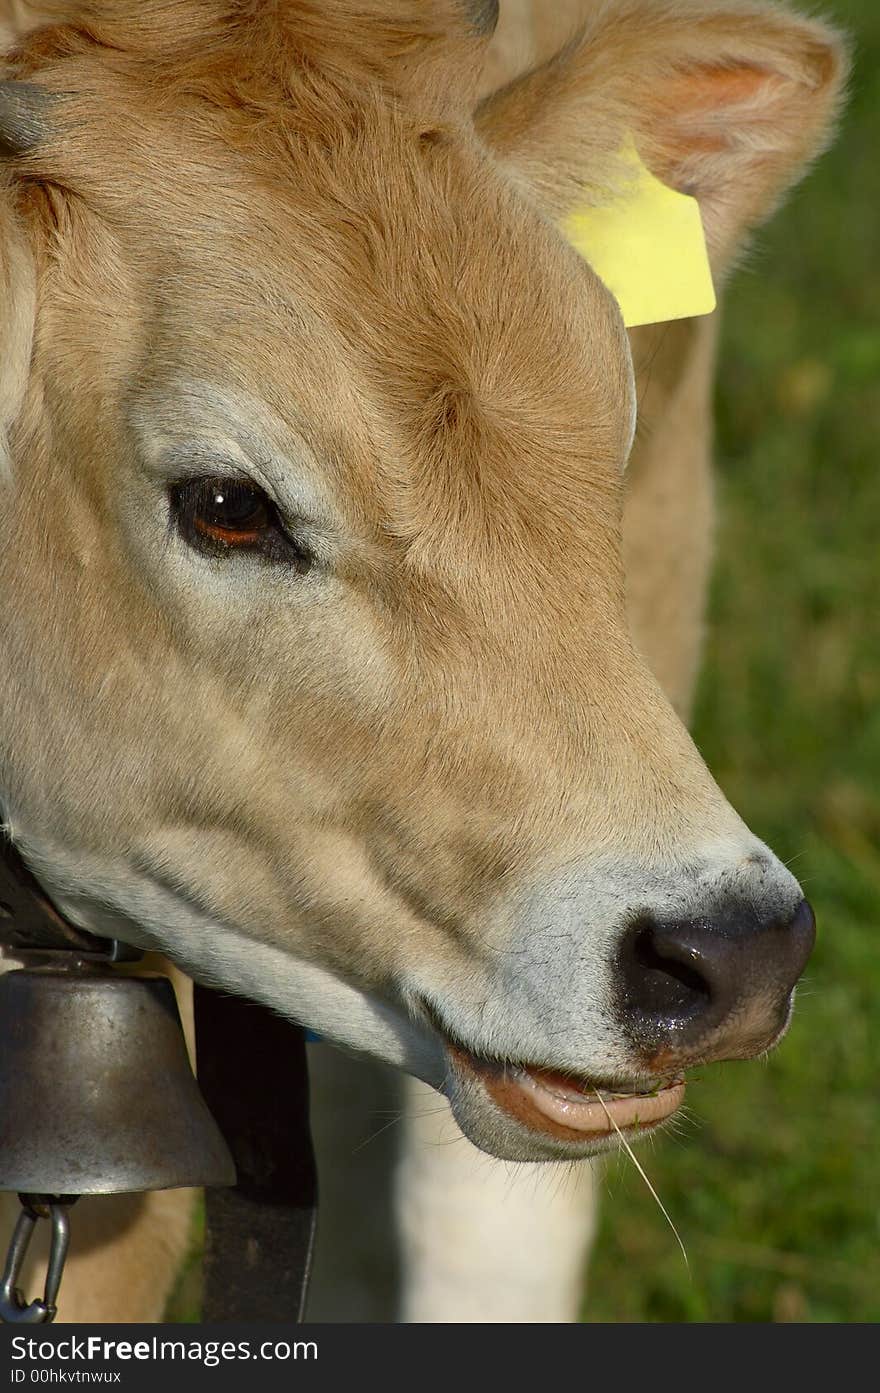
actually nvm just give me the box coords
[447,1043,685,1144]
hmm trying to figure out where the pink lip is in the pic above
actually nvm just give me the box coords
[449,1045,685,1142]
[514,1068,686,1134]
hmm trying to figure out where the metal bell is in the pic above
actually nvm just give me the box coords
[0,965,236,1194]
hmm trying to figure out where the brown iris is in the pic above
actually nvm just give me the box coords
[170,476,311,570]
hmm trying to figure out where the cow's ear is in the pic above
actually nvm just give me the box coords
[477,0,848,274]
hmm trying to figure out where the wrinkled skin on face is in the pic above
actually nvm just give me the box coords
[0,1,844,1159]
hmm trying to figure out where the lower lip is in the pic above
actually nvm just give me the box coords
[451,1048,685,1141]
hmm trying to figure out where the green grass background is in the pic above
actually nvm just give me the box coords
[583,0,879,1323]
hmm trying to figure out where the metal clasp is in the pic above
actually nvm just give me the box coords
[0,1195,74,1324]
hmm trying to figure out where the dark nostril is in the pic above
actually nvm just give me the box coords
[622,917,713,1024]
[618,897,817,1056]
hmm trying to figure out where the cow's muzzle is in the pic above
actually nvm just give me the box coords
[616,897,816,1070]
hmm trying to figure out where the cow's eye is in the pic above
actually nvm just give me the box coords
[169,476,311,570]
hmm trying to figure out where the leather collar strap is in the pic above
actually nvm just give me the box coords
[194,985,318,1322]
[0,828,113,958]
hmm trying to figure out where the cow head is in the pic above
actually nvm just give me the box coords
[0,1,844,1159]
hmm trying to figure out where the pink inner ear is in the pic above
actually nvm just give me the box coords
[678,63,777,108]
[658,62,792,155]
[663,30,842,132]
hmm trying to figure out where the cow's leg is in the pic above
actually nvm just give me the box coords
[396,1076,597,1323]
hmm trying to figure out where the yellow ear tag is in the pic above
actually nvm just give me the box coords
[561,140,716,328]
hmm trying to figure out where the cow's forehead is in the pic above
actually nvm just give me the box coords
[29,67,636,564]
[131,244,633,573]
[120,118,635,478]
[22,30,633,441]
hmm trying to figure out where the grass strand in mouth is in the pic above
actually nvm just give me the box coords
[593,1089,690,1274]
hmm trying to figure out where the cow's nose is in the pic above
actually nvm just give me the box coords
[617,898,816,1064]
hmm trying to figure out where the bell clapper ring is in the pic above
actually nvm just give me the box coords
[0,1194,76,1324]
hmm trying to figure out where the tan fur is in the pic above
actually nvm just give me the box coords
[0,0,844,1322]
